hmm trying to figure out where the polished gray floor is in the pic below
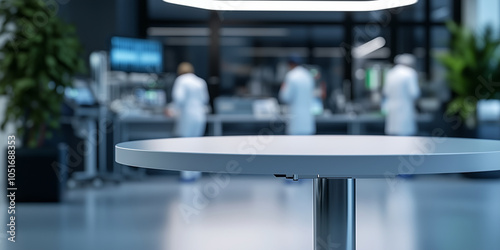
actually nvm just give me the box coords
[2,175,500,250]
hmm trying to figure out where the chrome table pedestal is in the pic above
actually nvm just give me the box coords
[314,178,356,250]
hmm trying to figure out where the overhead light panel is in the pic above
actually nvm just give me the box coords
[162,0,418,12]
[352,37,386,58]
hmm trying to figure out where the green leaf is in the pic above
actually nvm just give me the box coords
[49,119,58,129]
[14,78,35,93]
[45,55,57,68]
[16,52,29,69]
[28,138,38,148]
[2,52,14,67]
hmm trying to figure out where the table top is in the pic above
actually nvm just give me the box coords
[115,135,500,178]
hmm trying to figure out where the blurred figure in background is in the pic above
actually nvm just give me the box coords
[279,55,316,135]
[171,62,209,181]
[383,54,420,136]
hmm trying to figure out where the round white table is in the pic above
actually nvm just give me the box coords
[115,135,500,250]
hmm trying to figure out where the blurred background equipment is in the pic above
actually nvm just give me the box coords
[110,36,163,74]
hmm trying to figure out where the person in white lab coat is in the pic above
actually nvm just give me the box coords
[171,62,209,181]
[279,55,316,135]
[383,54,420,136]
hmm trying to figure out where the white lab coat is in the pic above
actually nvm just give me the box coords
[172,73,209,137]
[383,64,420,136]
[279,66,316,135]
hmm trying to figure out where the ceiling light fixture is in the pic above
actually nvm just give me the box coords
[162,0,418,12]
[353,37,386,58]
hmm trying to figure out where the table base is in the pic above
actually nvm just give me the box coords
[314,178,356,250]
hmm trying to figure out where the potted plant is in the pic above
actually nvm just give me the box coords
[0,0,86,201]
[438,21,500,178]
[438,21,500,131]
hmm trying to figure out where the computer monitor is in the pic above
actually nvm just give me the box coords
[110,37,163,73]
[64,79,98,107]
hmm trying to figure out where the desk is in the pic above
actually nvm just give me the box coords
[115,135,500,250]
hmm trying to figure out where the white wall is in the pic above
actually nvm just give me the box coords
[463,0,500,35]
[477,0,500,33]
[0,96,14,210]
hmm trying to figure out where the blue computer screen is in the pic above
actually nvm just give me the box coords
[110,37,163,73]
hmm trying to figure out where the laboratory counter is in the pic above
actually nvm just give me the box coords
[115,112,434,142]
